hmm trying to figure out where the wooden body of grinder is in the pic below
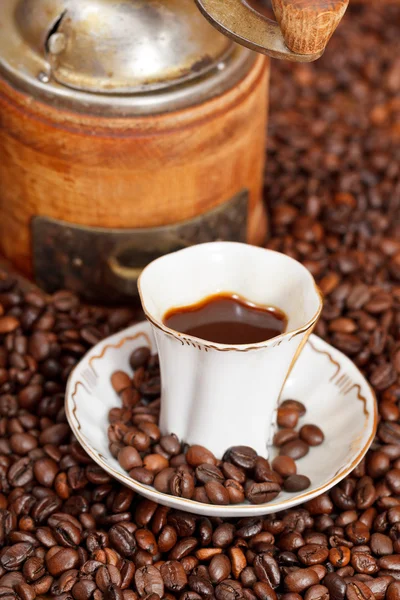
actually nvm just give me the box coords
[0,0,348,303]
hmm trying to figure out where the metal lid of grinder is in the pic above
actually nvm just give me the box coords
[0,0,255,115]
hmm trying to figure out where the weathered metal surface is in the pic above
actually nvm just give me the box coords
[32,191,249,303]
[0,0,254,114]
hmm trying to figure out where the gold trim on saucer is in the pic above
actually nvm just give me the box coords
[89,331,152,375]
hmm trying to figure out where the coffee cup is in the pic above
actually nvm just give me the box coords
[138,242,323,458]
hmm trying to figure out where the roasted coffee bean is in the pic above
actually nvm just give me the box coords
[346,581,375,600]
[350,552,378,575]
[367,451,390,479]
[241,567,257,588]
[378,555,400,571]
[143,454,169,474]
[277,408,299,429]
[246,481,281,504]
[249,531,275,550]
[196,518,212,547]
[52,290,79,312]
[204,482,230,505]
[33,457,59,487]
[135,529,158,555]
[139,376,160,398]
[273,430,299,448]
[72,579,97,600]
[387,582,400,600]
[252,581,276,600]
[0,543,34,570]
[254,457,276,484]
[51,519,82,547]
[45,547,79,576]
[108,524,136,557]
[138,422,160,443]
[187,574,214,599]
[210,524,234,549]
[85,464,111,485]
[160,561,188,591]
[225,446,257,470]
[185,446,216,467]
[284,475,311,492]
[209,555,232,584]
[169,538,198,561]
[272,456,297,478]
[363,577,392,600]
[215,580,244,600]
[280,400,306,416]
[158,526,178,553]
[323,573,347,600]
[370,533,393,556]
[180,593,202,600]
[253,554,280,587]
[160,435,181,456]
[298,545,329,566]
[167,511,196,537]
[329,547,351,568]
[120,560,135,589]
[118,447,143,471]
[386,469,400,495]
[221,462,246,484]
[8,458,33,487]
[195,464,224,485]
[95,565,122,592]
[331,487,356,512]
[111,372,131,395]
[370,363,397,391]
[153,468,175,493]
[23,557,45,582]
[225,479,245,504]
[304,585,329,600]
[129,467,154,485]
[130,348,151,370]
[229,547,247,579]
[378,423,400,445]
[135,565,164,597]
[279,440,309,460]
[236,518,263,539]
[0,317,19,335]
[169,471,195,499]
[9,434,38,456]
[345,522,370,545]
[277,532,305,552]
[39,424,70,446]
[299,425,324,447]
[284,568,319,593]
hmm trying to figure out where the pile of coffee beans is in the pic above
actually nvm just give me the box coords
[109,363,324,504]
[1,2,400,599]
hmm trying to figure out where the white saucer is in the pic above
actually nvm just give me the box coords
[65,321,377,517]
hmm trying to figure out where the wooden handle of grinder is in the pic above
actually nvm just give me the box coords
[271,0,349,55]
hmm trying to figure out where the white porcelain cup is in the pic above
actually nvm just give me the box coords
[138,242,323,458]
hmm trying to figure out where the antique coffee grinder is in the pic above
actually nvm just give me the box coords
[0,0,348,303]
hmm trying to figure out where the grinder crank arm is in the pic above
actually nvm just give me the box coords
[194,0,349,62]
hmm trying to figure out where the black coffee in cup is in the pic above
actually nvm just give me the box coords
[163,292,287,345]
